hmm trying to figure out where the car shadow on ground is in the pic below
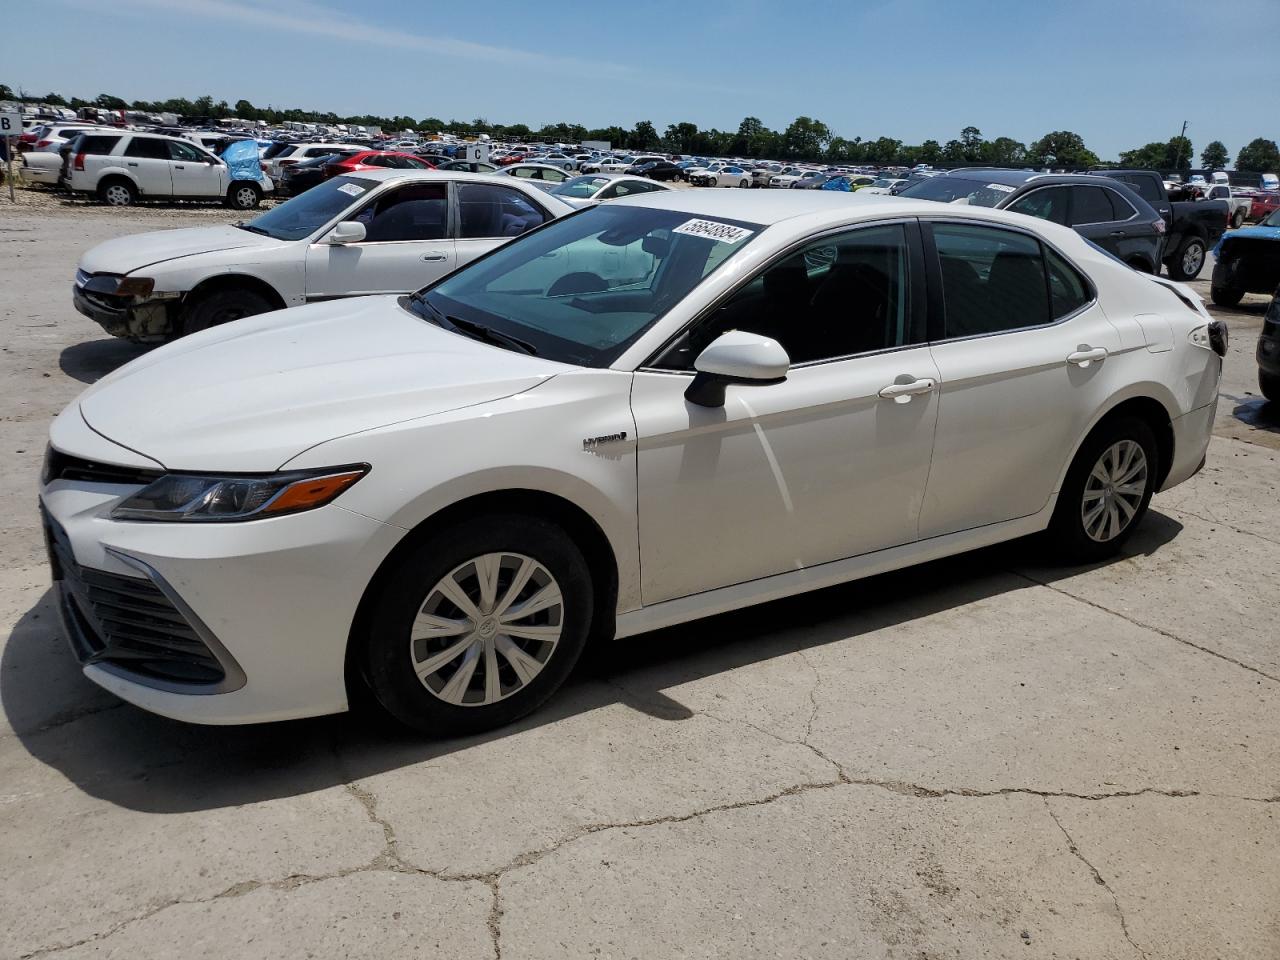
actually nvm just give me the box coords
[58,338,150,385]
[1231,396,1280,432]
[1,512,1184,814]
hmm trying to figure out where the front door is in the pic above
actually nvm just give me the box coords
[632,220,940,604]
[919,220,1122,539]
[304,181,456,298]
[167,140,223,198]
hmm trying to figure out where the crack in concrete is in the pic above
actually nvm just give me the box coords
[1043,798,1149,959]
[0,701,127,744]
[1159,504,1280,548]
[1012,569,1280,684]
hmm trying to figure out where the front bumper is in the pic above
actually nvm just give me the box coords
[39,477,404,725]
[73,280,177,342]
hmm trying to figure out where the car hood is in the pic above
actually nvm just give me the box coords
[78,225,285,276]
[1221,225,1280,244]
[75,296,563,472]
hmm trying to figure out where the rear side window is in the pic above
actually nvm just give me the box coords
[124,138,170,160]
[458,183,548,239]
[1105,188,1137,221]
[77,135,122,155]
[1070,186,1116,226]
[933,224,1050,337]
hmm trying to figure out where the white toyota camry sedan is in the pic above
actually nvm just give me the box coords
[41,191,1225,735]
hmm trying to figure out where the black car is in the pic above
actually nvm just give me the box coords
[1259,287,1280,402]
[899,170,1167,274]
[1209,208,1280,307]
[627,160,682,182]
[278,151,357,197]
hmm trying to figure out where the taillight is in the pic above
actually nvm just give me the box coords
[36,139,52,149]
[73,152,86,171]
[278,159,297,168]
[260,162,268,173]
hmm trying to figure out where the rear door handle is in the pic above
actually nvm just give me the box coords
[1067,347,1108,366]
[422,253,449,262]
[1109,230,1127,237]
[174,165,185,170]
[878,378,936,402]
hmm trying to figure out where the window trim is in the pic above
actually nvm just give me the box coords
[639,216,930,374]
[921,217,1098,346]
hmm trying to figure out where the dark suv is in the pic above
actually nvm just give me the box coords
[1259,288,1280,402]
[898,170,1167,274]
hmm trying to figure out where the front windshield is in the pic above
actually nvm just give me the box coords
[411,204,763,367]
[897,175,1016,207]
[550,176,610,199]
[243,176,374,240]
[1262,209,1280,228]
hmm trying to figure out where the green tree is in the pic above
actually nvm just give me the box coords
[1028,130,1099,169]
[94,93,128,110]
[1118,142,1168,169]
[1235,138,1280,172]
[1200,140,1229,170]
[42,91,68,106]
[782,116,831,160]
[233,99,258,120]
[959,125,985,161]
[630,120,659,150]
[0,84,14,101]
[1166,135,1192,170]
[917,139,942,165]
[664,121,700,154]
[865,137,903,164]
[983,137,1026,165]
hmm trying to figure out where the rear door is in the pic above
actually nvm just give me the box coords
[454,182,551,268]
[304,181,455,298]
[167,140,223,197]
[121,137,173,196]
[919,220,1120,539]
[1066,185,1126,258]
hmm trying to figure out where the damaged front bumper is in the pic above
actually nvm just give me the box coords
[72,272,181,342]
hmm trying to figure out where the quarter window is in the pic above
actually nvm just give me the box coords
[933,223,1050,337]
[1105,188,1137,221]
[1045,247,1092,318]
[654,223,914,369]
[458,183,548,239]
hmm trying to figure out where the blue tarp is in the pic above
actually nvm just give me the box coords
[221,139,262,182]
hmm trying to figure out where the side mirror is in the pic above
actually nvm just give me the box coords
[685,331,789,408]
[327,221,366,244]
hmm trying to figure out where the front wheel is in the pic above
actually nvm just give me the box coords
[1165,236,1206,281]
[1045,416,1158,564]
[180,287,274,337]
[226,182,262,210]
[360,515,594,736]
[1211,285,1245,308]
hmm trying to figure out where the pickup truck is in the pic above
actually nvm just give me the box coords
[1091,169,1229,280]
[1195,183,1252,229]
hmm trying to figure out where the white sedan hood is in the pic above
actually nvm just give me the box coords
[75,296,563,471]
[78,225,284,275]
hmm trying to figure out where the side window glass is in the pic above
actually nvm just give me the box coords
[656,223,913,369]
[1123,175,1161,204]
[125,138,170,160]
[1070,186,1115,225]
[513,167,535,178]
[1105,188,1136,221]
[167,141,205,162]
[933,223,1049,338]
[1006,187,1068,225]
[458,184,548,239]
[1045,247,1092,319]
[352,184,449,242]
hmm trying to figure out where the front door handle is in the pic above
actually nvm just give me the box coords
[174,165,185,170]
[126,161,138,167]
[1067,347,1108,367]
[878,378,936,403]
[422,253,449,262]
[1109,230,1127,238]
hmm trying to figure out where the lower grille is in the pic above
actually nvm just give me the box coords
[42,507,227,687]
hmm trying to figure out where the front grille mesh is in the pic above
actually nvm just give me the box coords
[43,508,226,686]
[43,446,162,487]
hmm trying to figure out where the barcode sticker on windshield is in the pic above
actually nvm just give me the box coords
[337,182,366,197]
[672,219,754,244]
[985,183,1016,193]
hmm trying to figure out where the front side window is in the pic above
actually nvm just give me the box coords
[414,204,761,367]
[653,223,914,369]
[350,183,449,241]
[1070,186,1116,226]
[933,223,1050,338]
[458,183,547,239]
[1006,187,1069,225]
[167,140,206,162]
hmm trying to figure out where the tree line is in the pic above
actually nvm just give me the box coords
[3,84,1277,172]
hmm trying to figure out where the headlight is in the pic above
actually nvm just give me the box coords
[79,273,156,298]
[111,465,368,522]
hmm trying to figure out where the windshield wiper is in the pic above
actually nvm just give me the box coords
[235,222,270,236]
[407,294,536,355]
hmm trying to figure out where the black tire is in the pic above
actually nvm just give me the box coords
[226,182,262,210]
[97,178,136,207]
[359,515,594,736]
[179,287,274,336]
[1261,370,1280,403]
[1211,285,1245,308]
[1231,210,1245,229]
[1165,236,1207,281]
[1045,415,1159,565]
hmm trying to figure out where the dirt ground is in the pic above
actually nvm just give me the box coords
[1,191,1277,960]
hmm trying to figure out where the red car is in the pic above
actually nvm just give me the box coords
[322,151,435,179]
[496,152,526,166]
[1249,191,1280,222]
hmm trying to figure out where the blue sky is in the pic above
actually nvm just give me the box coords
[4,0,1276,160]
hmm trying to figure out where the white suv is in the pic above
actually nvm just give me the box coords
[65,131,274,209]
[262,141,366,180]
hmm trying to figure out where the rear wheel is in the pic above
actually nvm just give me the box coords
[180,287,274,337]
[1045,416,1158,564]
[1165,236,1206,281]
[360,515,593,736]
[97,178,136,207]
[1211,285,1245,308]
[1261,370,1280,403]
[1231,209,1245,229]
